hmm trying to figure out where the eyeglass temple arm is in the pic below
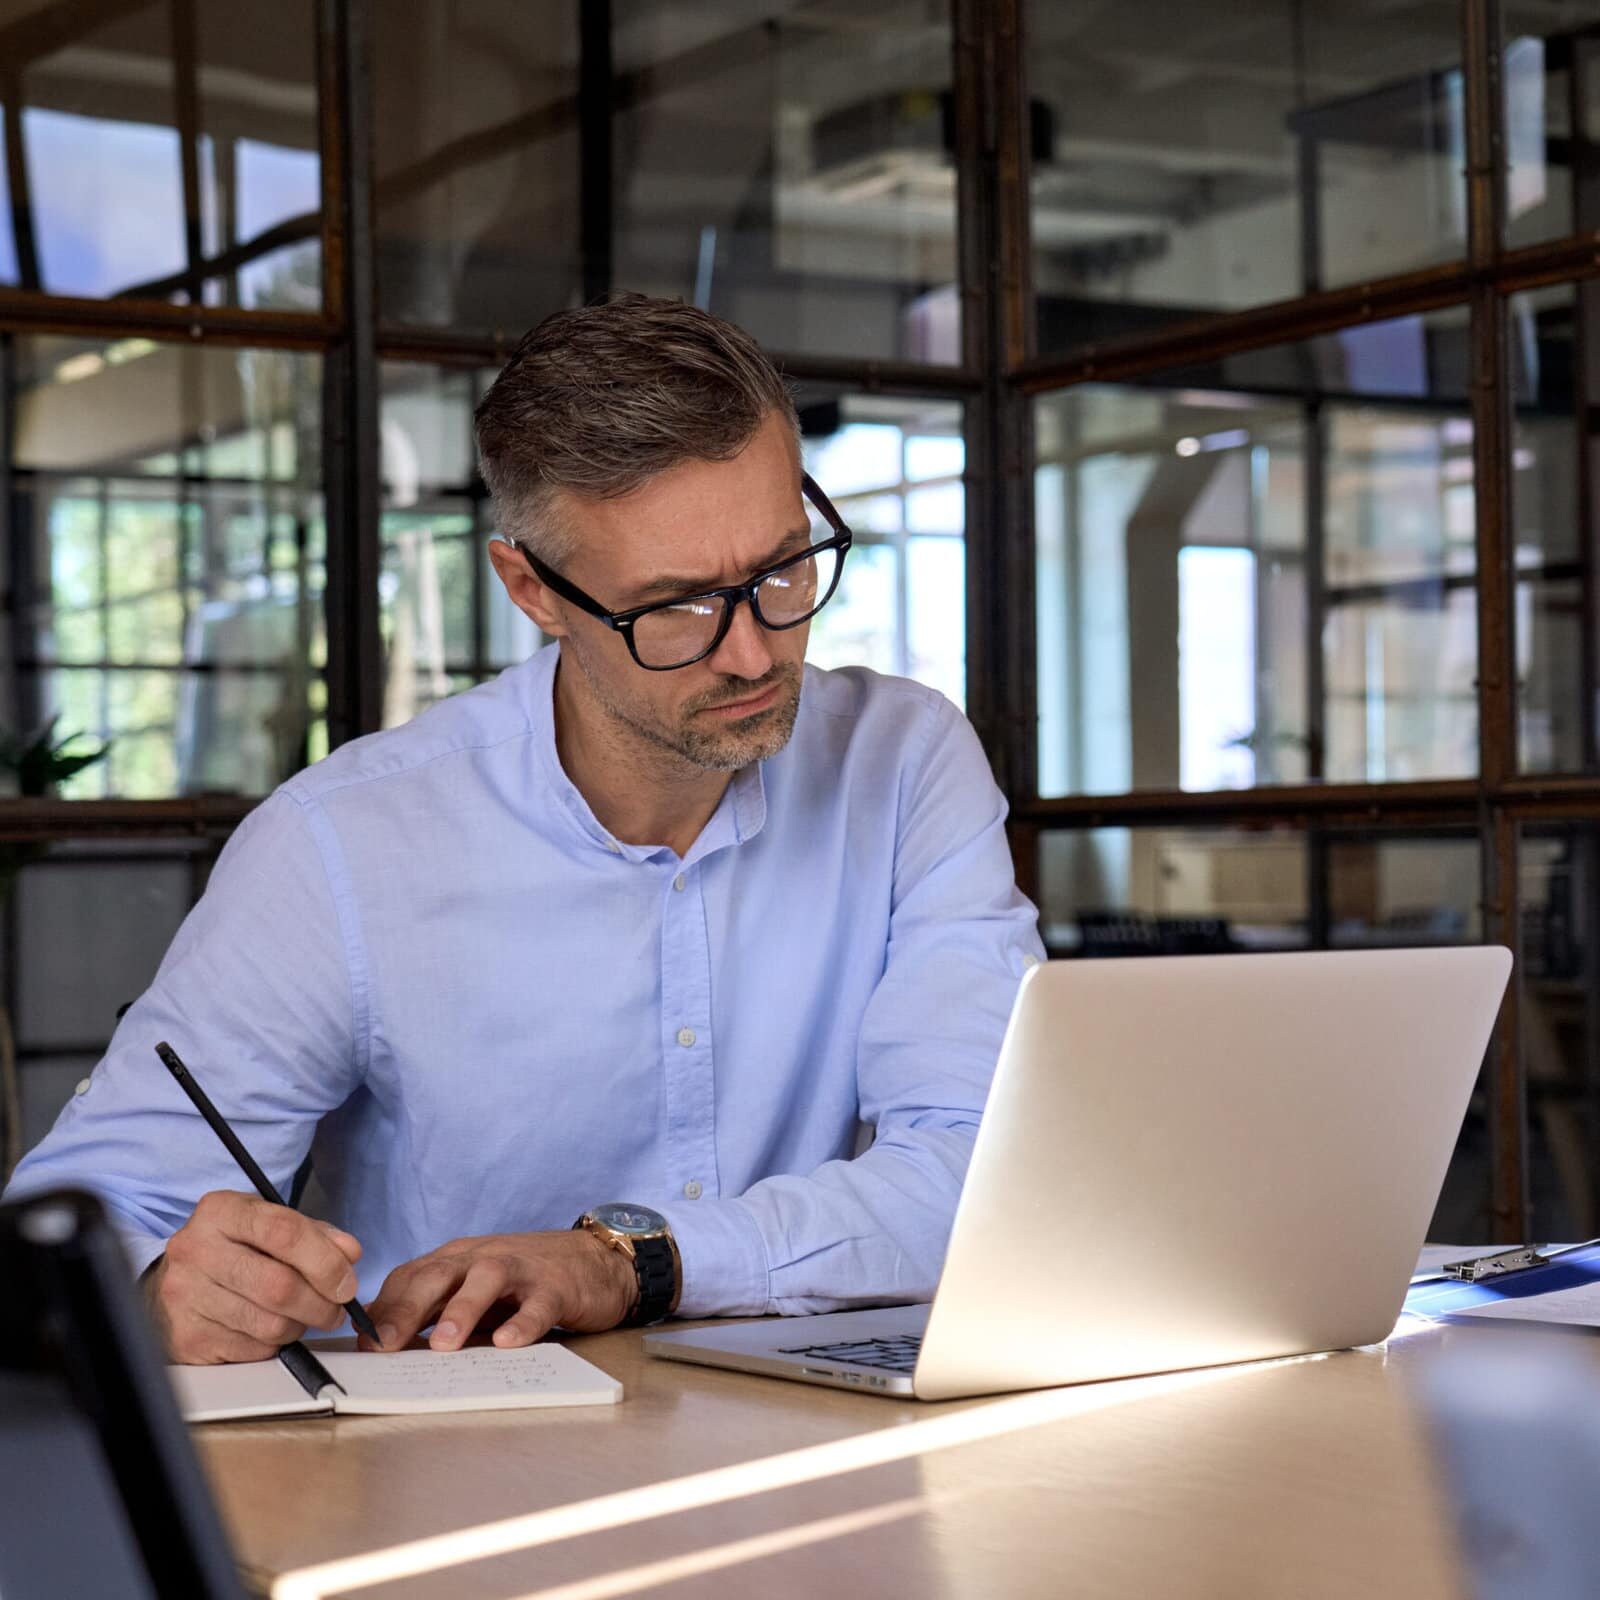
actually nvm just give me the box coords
[513,543,620,627]
[800,472,848,536]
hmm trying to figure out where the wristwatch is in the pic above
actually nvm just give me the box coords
[573,1203,681,1327]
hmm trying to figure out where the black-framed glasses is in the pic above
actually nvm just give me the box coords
[514,472,853,671]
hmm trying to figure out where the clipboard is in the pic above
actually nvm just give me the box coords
[1405,1239,1600,1320]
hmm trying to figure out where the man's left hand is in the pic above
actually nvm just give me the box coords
[362,1230,636,1351]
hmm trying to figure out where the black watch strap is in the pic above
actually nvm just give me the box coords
[623,1233,677,1328]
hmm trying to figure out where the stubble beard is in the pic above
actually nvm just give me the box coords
[573,648,804,774]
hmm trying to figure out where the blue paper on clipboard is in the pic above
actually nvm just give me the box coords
[1405,1240,1600,1324]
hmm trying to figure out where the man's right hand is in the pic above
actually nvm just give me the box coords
[145,1190,364,1365]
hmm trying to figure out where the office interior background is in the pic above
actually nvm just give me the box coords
[2,0,1599,1247]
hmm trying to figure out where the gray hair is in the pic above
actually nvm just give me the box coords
[474,293,800,566]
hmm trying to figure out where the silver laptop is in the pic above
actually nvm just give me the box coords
[646,947,1512,1401]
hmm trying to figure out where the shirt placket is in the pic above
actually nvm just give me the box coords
[658,861,720,1205]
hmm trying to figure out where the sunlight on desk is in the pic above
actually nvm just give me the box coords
[171,1310,1495,1600]
[268,1344,1323,1600]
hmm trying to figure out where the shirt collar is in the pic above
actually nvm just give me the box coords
[527,642,770,863]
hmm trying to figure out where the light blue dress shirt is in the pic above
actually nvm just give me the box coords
[9,644,1044,1315]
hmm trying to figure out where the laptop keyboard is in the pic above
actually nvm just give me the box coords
[774,1332,923,1373]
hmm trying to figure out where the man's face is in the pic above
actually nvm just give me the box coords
[494,412,815,773]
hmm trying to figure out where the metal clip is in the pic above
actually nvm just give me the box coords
[1441,1246,1550,1283]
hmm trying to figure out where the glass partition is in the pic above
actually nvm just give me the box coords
[194,1,322,310]
[4,334,324,798]
[2,839,216,1167]
[1503,4,1600,250]
[1026,1,1466,354]
[1520,822,1600,1240]
[1507,282,1600,774]
[1035,308,1477,796]
[1,0,320,308]
[1037,827,1310,955]
[1038,826,1480,951]
[373,0,958,362]
[378,361,543,728]
[799,391,966,709]
[1325,833,1481,946]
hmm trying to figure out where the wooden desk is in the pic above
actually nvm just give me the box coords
[195,1316,1512,1600]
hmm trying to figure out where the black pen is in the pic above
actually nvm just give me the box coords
[154,1040,382,1346]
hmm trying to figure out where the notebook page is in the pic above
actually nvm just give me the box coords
[170,1357,334,1423]
[317,1344,623,1414]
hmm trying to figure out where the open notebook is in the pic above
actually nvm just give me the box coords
[170,1340,622,1422]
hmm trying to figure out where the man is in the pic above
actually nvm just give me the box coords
[7,294,1044,1364]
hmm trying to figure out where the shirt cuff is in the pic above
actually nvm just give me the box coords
[656,1194,770,1317]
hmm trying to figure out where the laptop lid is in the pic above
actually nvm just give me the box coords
[912,947,1511,1399]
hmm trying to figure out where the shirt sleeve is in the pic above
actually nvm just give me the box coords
[2,789,365,1276]
[660,695,1045,1316]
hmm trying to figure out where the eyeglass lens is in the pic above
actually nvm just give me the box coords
[630,545,842,669]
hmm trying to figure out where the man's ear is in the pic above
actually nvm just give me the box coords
[487,537,569,637]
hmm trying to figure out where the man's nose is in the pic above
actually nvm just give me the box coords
[708,598,776,680]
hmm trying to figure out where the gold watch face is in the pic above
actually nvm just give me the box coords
[591,1203,667,1236]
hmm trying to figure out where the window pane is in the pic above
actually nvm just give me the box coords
[1502,5,1600,249]
[1520,824,1600,1240]
[15,847,192,1046]
[373,2,958,363]
[0,0,319,306]
[1326,835,1481,946]
[1038,828,1308,954]
[1039,827,1480,950]
[800,392,965,708]
[1510,282,1600,774]
[906,536,964,707]
[7,335,324,799]
[808,540,899,678]
[5,840,218,1162]
[379,362,543,729]
[13,4,184,297]
[1028,3,1466,355]
[18,1056,99,1156]
[195,3,322,309]
[373,3,581,335]
[1034,308,1476,797]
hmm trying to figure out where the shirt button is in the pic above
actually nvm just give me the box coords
[676,1026,696,1048]
[74,1077,91,1096]
[672,873,686,892]
[604,839,622,855]
[1021,953,1041,972]
[683,1180,703,1200]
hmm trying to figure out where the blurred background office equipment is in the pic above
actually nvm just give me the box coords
[0,1187,249,1599]
[1,0,1599,1251]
